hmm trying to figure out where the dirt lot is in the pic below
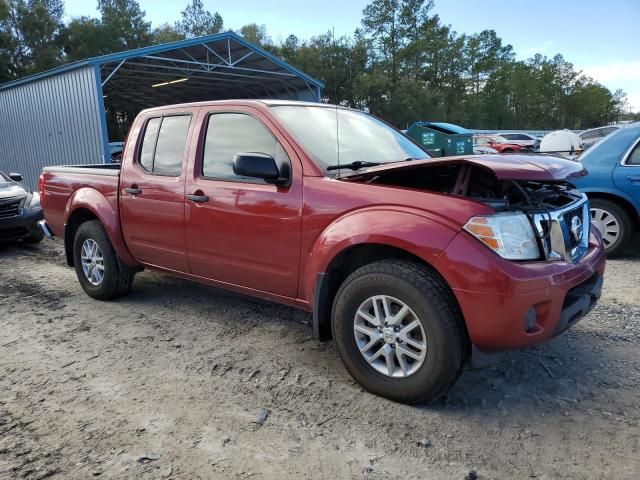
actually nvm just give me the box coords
[0,239,638,480]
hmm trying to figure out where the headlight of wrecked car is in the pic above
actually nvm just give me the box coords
[24,192,41,212]
[464,213,540,260]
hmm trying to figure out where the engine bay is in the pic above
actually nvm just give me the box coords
[354,163,583,213]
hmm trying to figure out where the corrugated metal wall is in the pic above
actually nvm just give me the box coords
[0,66,106,191]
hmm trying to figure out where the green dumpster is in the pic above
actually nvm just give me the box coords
[406,122,473,157]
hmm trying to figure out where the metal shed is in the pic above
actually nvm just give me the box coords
[0,31,324,190]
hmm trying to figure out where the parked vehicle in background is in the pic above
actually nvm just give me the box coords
[473,134,524,153]
[498,132,540,149]
[539,130,582,158]
[39,100,605,404]
[572,122,640,255]
[579,126,620,150]
[0,171,44,243]
[473,145,498,155]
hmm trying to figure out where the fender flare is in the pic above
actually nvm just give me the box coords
[303,207,462,340]
[64,188,138,267]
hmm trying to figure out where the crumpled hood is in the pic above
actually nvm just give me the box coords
[344,154,587,182]
[0,182,27,200]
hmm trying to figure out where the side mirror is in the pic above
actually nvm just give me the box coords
[9,173,23,182]
[233,153,289,186]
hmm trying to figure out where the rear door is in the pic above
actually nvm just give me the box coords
[613,135,640,208]
[120,109,196,272]
[184,107,303,298]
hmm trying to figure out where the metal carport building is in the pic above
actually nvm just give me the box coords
[0,31,324,190]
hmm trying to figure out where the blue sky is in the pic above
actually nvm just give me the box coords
[64,0,640,111]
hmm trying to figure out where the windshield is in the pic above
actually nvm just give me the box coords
[0,172,9,183]
[270,105,431,173]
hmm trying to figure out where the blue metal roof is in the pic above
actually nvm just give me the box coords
[0,31,324,92]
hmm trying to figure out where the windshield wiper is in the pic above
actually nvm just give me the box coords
[326,161,382,171]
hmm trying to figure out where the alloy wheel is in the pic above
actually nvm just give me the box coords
[353,295,427,378]
[81,238,105,286]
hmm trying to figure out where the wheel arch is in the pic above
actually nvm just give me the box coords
[585,191,640,231]
[312,242,466,344]
[63,188,138,268]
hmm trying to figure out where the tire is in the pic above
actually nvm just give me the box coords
[23,230,44,243]
[73,220,134,300]
[332,260,468,404]
[590,198,633,256]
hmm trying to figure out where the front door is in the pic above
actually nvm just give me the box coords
[120,110,195,272]
[184,108,303,298]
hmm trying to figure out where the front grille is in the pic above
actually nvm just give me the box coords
[0,198,21,219]
[532,196,590,263]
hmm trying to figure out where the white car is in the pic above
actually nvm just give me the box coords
[497,132,540,149]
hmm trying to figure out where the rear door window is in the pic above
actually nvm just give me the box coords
[139,118,161,172]
[627,142,640,165]
[138,115,191,176]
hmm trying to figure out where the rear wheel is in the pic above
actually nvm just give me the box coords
[590,198,633,256]
[73,220,134,300]
[332,260,467,404]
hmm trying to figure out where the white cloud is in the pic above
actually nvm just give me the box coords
[580,60,640,84]
[579,60,640,112]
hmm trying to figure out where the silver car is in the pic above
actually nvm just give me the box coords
[579,126,620,150]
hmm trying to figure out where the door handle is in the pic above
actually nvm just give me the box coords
[125,187,142,195]
[187,194,209,203]
[626,175,640,182]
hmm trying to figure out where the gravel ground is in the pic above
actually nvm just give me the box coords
[0,238,638,479]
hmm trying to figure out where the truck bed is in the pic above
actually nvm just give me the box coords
[41,164,121,238]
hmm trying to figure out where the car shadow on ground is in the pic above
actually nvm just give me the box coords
[115,266,636,415]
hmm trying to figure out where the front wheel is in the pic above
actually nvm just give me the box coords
[73,220,134,300]
[590,198,633,256]
[332,260,468,404]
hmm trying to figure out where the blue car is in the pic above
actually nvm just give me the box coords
[572,122,640,255]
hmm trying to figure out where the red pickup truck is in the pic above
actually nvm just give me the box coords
[39,100,605,403]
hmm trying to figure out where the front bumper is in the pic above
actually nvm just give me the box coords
[0,208,44,241]
[435,229,606,351]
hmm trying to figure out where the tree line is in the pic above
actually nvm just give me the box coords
[0,0,633,130]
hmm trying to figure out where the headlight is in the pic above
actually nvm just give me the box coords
[24,192,41,212]
[464,213,540,260]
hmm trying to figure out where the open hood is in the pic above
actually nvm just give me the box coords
[342,153,587,213]
[342,154,586,182]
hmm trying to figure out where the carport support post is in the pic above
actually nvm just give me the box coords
[93,63,111,164]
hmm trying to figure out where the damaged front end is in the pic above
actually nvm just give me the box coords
[345,159,591,263]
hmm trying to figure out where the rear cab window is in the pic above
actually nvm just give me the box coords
[138,115,191,176]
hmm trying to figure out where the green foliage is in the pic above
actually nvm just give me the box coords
[238,23,270,46]
[0,0,630,129]
[152,23,184,44]
[1,0,65,77]
[97,0,151,50]
[175,0,222,38]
